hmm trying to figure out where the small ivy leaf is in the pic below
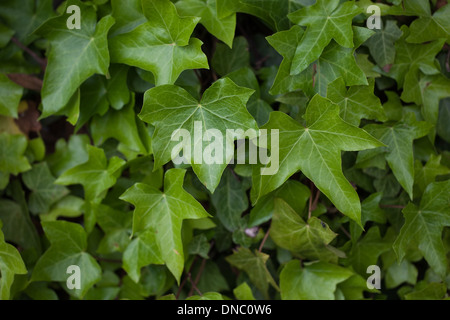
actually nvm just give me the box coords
[0,133,31,176]
[364,20,402,68]
[270,198,339,262]
[123,229,164,283]
[0,73,23,118]
[393,180,450,278]
[120,168,210,283]
[22,162,69,215]
[55,145,126,202]
[356,113,433,200]
[109,0,208,86]
[326,77,387,126]
[226,247,279,298]
[31,221,102,299]
[287,0,361,75]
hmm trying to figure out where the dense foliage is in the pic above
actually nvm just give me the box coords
[0,0,449,300]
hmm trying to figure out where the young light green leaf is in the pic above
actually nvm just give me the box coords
[139,77,257,192]
[120,169,210,283]
[393,180,450,278]
[288,0,361,75]
[252,95,384,225]
[233,282,255,300]
[109,0,208,85]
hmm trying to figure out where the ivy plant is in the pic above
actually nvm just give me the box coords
[0,0,449,300]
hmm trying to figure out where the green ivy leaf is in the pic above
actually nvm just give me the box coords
[271,199,338,262]
[287,0,361,75]
[123,229,164,283]
[109,0,208,85]
[356,113,433,199]
[22,163,69,215]
[120,168,210,282]
[0,227,27,300]
[0,133,30,176]
[364,20,402,68]
[55,145,125,201]
[31,221,101,299]
[280,260,353,300]
[226,247,279,298]
[35,0,115,117]
[176,0,236,48]
[252,95,384,225]
[407,4,450,43]
[140,77,256,192]
[211,168,248,231]
[326,77,386,126]
[0,73,23,118]
[393,180,450,278]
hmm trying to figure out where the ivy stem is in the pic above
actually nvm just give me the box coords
[11,37,47,70]
[176,255,198,300]
[258,227,271,252]
[187,258,206,297]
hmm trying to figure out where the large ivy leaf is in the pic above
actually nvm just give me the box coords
[280,260,353,300]
[270,199,338,262]
[287,0,361,75]
[139,77,257,192]
[393,180,450,278]
[0,73,23,118]
[252,95,383,225]
[356,113,433,199]
[31,221,102,299]
[120,169,210,282]
[176,0,236,48]
[109,0,208,86]
[0,226,27,300]
[226,247,279,298]
[35,0,115,117]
